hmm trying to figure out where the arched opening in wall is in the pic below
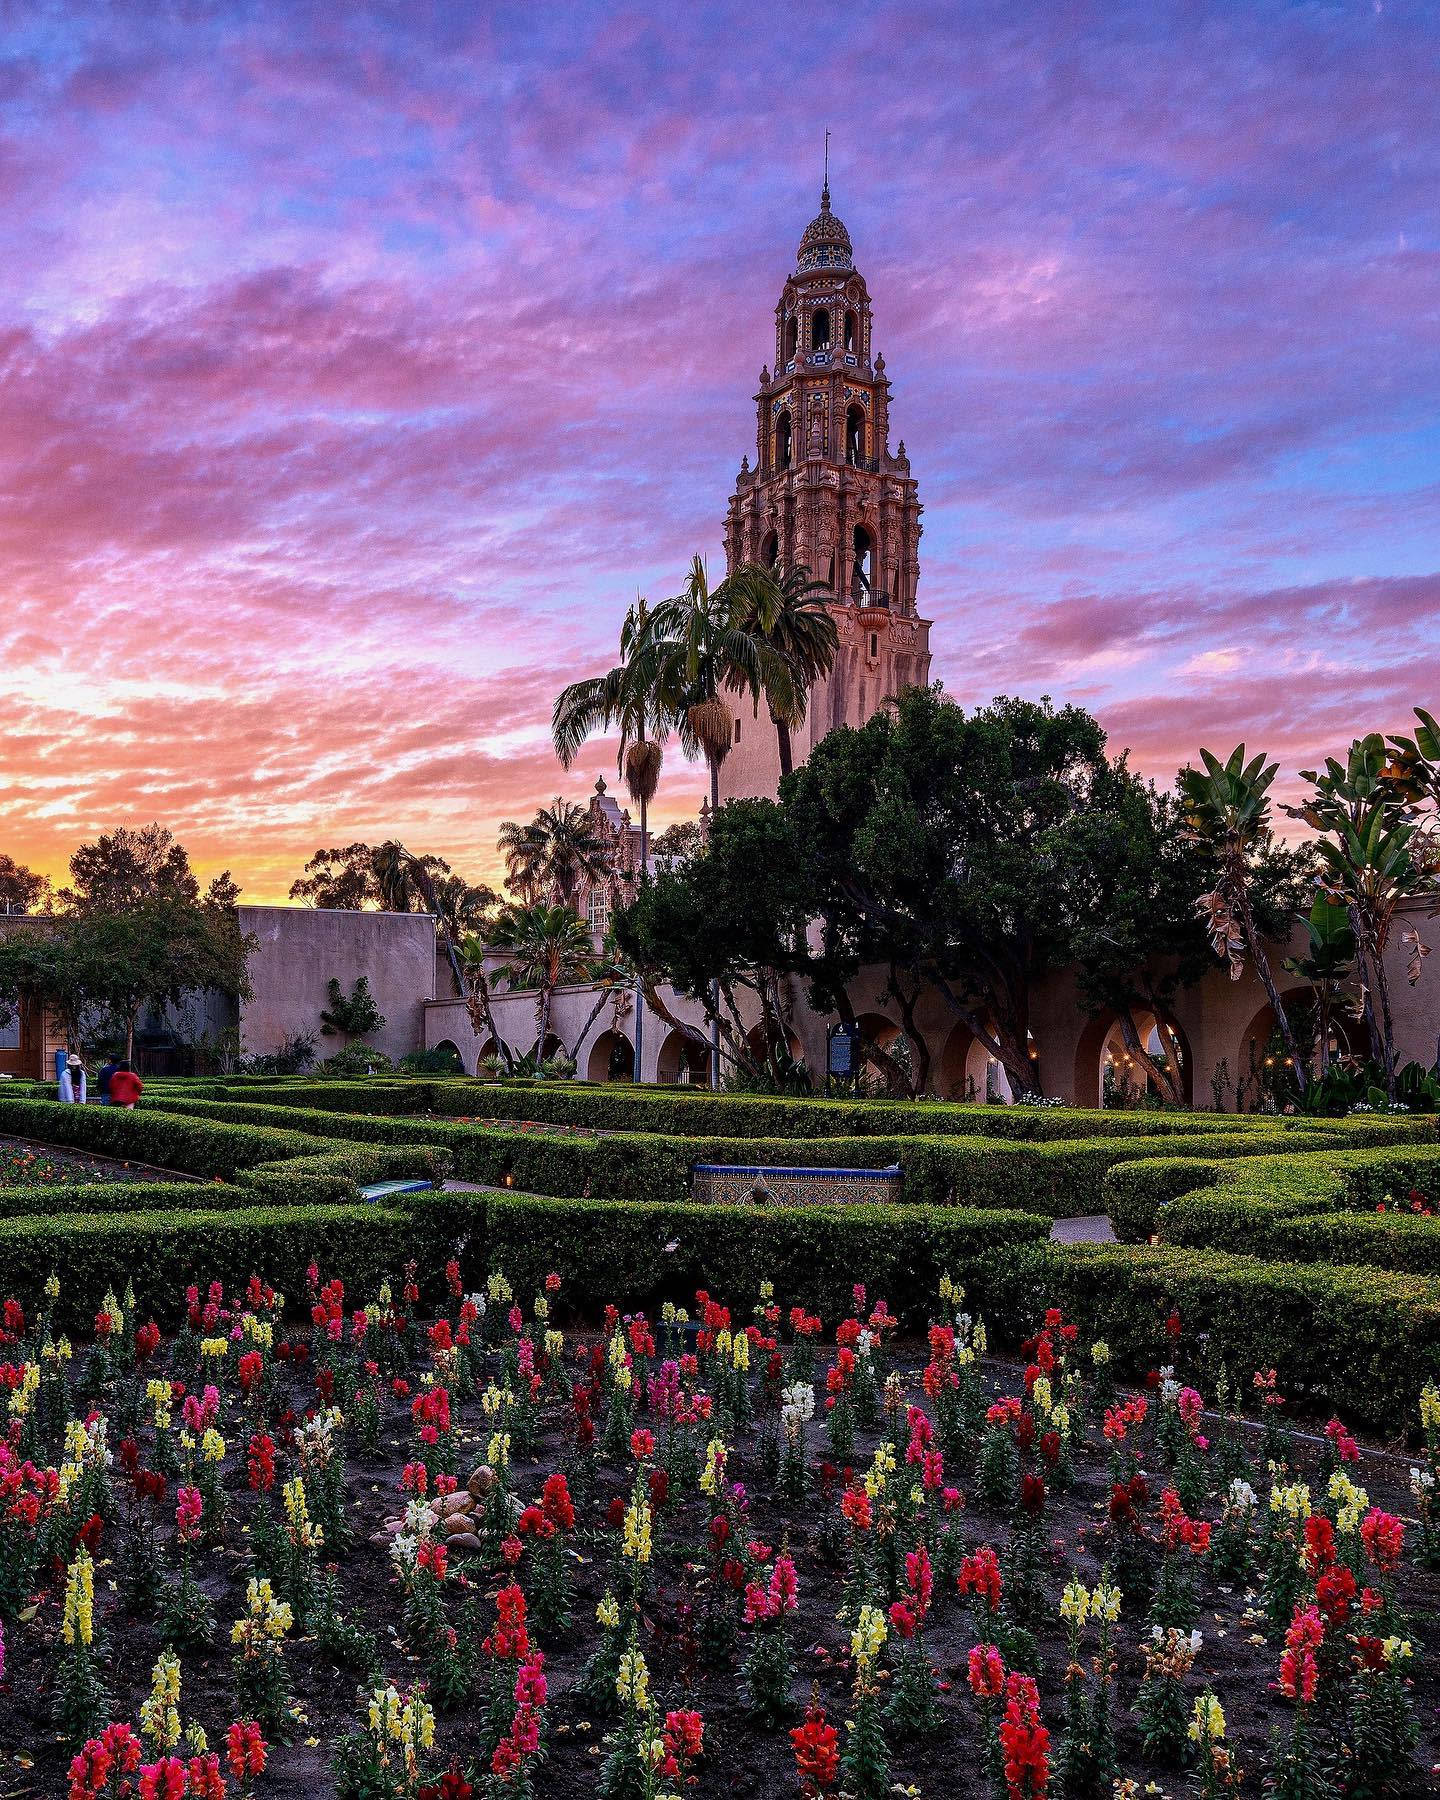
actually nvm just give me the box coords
[656,1027,711,1086]
[429,1039,465,1076]
[1233,990,1345,1112]
[476,1037,500,1073]
[538,1033,566,1066]
[851,525,874,601]
[776,411,792,471]
[844,309,858,353]
[810,308,830,352]
[760,528,779,569]
[845,405,865,466]
[1076,1010,1195,1110]
[784,315,798,363]
[937,1022,976,1099]
[586,1029,635,1083]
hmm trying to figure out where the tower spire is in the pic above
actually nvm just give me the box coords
[822,128,830,204]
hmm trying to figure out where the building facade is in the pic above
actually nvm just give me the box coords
[719,186,932,802]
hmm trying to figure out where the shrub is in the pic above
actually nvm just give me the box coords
[0,1097,321,1181]
[316,1042,394,1077]
[1159,1173,1440,1278]
[1108,1143,1440,1242]
[0,1203,409,1329]
[980,1240,1440,1433]
[188,1078,1303,1140]
[414,1189,1050,1326]
[144,1094,1393,1218]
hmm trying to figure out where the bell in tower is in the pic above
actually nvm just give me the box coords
[719,183,933,805]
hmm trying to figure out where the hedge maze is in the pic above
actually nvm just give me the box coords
[2,1077,1438,1428]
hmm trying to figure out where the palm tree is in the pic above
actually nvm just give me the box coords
[497,817,547,904]
[553,595,681,1083]
[644,556,771,812]
[1178,745,1308,1098]
[534,799,609,910]
[725,561,839,778]
[459,935,513,1073]
[491,902,595,1076]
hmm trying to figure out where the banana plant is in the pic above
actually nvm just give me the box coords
[1179,745,1308,1096]
[1291,733,1430,1099]
[1282,898,1355,1076]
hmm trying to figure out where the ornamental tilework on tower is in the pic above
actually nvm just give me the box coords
[720,185,933,803]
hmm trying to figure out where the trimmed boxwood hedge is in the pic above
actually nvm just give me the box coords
[0,1096,324,1180]
[0,1203,410,1330]
[196,1077,1310,1141]
[143,1094,1386,1218]
[1158,1195,1440,1275]
[413,1189,1051,1327]
[1108,1143,1440,1243]
[979,1239,1440,1434]
[0,1096,451,1197]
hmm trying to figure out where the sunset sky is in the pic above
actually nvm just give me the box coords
[3,2,1438,902]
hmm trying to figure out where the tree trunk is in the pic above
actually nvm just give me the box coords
[709,758,720,1090]
[566,986,613,1069]
[775,715,793,780]
[1114,1009,1183,1108]
[931,978,1024,1095]
[890,966,932,1098]
[462,962,514,1074]
[1239,888,1307,1097]
[534,985,551,1078]
[1370,931,1399,1100]
[633,792,647,1084]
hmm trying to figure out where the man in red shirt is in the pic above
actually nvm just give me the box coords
[109,1063,144,1109]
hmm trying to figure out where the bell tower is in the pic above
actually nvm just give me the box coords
[719,182,931,802]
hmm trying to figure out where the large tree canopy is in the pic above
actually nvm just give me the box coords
[0,823,252,1062]
[619,686,1288,1098]
[615,798,845,1084]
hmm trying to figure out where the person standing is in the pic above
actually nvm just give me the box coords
[109,1062,143,1109]
[97,1057,119,1105]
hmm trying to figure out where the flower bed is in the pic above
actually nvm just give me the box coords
[0,1260,1437,1800]
[0,1137,155,1188]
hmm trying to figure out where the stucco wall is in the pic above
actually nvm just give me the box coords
[239,906,436,1066]
[424,897,1440,1105]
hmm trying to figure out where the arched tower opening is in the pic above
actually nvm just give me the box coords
[845,405,865,466]
[851,525,875,601]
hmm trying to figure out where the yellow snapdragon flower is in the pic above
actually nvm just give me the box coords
[1060,1578,1090,1625]
[617,1648,651,1711]
[1269,1481,1312,1522]
[622,1493,653,1564]
[61,1547,95,1648]
[698,1439,727,1496]
[1189,1693,1225,1743]
[140,1650,183,1750]
[851,1604,888,1672]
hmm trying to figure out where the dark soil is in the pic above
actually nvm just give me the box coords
[1,1313,1437,1799]
[0,1136,170,1187]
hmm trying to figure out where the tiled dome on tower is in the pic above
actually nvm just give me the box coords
[796,185,853,270]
